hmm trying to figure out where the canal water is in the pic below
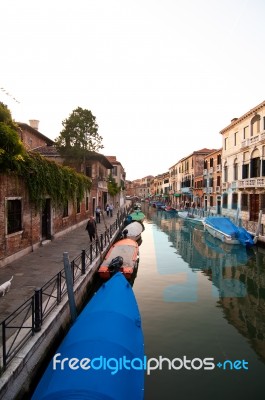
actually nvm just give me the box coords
[134,203,265,400]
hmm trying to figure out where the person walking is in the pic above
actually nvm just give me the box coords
[106,204,110,217]
[95,206,101,223]
[109,203,114,217]
[85,216,97,242]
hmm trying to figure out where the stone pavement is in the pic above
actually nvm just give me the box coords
[0,207,125,323]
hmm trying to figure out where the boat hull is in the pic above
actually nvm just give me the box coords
[122,221,144,241]
[32,273,144,400]
[203,216,254,247]
[98,238,139,280]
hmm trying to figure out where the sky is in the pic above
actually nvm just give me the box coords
[1,0,265,180]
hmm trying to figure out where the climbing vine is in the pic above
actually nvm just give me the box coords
[20,152,91,209]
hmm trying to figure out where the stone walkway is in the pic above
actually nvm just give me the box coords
[0,207,125,323]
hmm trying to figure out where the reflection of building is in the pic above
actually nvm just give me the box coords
[220,100,265,242]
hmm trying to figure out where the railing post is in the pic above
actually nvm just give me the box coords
[34,288,42,332]
[100,233,103,251]
[90,243,93,263]
[2,320,7,368]
[57,272,62,304]
[81,249,86,274]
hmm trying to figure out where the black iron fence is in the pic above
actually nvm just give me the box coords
[0,212,126,372]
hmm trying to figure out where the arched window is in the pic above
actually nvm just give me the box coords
[250,148,260,178]
[250,114,260,136]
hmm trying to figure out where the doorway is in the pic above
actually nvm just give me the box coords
[42,198,51,240]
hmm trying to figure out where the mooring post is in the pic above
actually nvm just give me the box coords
[63,252,77,323]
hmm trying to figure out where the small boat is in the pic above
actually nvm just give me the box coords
[122,221,144,241]
[153,201,165,209]
[130,210,145,222]
[32,273,145,400]
[178,211,204,225]
[203,216,255,247]
[164,206,177,214]
[98,238,139,280]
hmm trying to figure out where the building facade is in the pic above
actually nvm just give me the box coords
[220,100,265,239]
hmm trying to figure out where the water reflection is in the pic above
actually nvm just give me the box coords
[145,205,265,365]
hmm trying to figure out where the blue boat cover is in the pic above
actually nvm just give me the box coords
[32,273,144,400]
[204,217,254,247]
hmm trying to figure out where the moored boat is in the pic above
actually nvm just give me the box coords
[122,221,144,242]
[32,273,145,400]
[203,216,255,247]
[178,211,204,225]
[130,210,145,222]
[98,238,139,280]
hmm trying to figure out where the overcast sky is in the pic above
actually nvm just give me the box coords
[1,0,264,180]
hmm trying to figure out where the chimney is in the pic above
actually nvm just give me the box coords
[29,119,39,130]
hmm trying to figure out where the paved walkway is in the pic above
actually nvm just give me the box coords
[0,207,125,323]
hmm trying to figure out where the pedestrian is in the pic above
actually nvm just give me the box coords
[95,206,101,223]
[106,204,110,217]
[109,203,114,217]
[85,216,97,242]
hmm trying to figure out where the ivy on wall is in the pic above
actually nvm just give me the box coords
[21,153,92,209]
[0,102,91,209]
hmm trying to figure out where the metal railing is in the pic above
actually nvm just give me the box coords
[0,212,125,371]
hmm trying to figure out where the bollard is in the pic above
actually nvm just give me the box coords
[63,252,77,323]
[34,288,42,332]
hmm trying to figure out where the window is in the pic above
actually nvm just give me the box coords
[210,196,213,207]
[250,157,260,178]
[224,165,228,182]
[242,164,249,179]
[210,158,213,167]
[113,166,118,176]
[85,165,92,177]
[222,193,228,209]
[217,175,221,186]
[224,138,227,151]
[86,196,89,211]
[7,199,22,234]
[241,194,248,211]
[243,126,249,139]
[234,132,237,146]
[232,193,238,210]
[217,154,221,165]
[233,162,238,180]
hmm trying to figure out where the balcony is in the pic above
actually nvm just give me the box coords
[209,167,213,174]
[216,164,221,172]
[203,169,208,175]
[241,131,265,148]
[202,187,213,194]
[216,186,220,193]
[222,182,228,190]
[237,177,265,189]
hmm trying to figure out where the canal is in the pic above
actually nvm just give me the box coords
[134,203,265,400]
